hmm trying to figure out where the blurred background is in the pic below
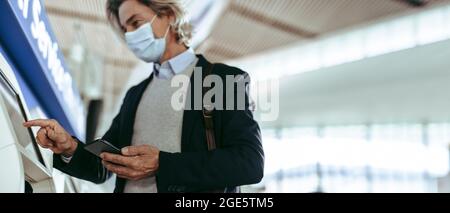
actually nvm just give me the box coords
[13,0,450,192]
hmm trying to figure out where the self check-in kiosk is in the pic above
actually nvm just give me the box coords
[0,55,54,192]
[0,0,86,193]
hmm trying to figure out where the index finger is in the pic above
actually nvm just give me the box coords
[23,119,55,128]
[122,145,151,156]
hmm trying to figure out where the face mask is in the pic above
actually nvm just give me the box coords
[125,15,170,63]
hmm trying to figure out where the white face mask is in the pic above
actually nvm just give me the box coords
[125,15,170,63]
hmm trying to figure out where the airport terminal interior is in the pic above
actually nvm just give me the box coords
[1,0,450,193]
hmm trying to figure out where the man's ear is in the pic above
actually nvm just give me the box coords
[168,14,176,26]
[162,9,175,24]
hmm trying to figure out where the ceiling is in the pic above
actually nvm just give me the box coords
[42,0,450,113]
[199,0,450,62]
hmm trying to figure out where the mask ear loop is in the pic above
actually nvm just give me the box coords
[152,14,171,38]
[157,23,172,63]
[163,24,171,38]
[150,14,158,25]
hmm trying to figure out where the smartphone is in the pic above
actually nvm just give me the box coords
[84,139,122,158]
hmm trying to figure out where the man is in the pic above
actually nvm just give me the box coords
[24,0,264,193]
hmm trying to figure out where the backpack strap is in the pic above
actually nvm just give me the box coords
[202,63,216,151]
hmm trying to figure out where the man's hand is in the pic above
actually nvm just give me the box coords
[23,119,78,157]
[101,145,160,181]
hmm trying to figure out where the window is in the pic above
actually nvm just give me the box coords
[258,123,450,193]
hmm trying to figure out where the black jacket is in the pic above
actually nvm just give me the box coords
[53,55,264,193]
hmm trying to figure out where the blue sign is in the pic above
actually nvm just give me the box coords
[0,0,85,140]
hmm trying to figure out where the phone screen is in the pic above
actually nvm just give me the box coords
[84,139,121,158]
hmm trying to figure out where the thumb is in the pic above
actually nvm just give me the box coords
[46,127,60,142]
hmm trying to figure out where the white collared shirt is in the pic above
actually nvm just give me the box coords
[153,48,197,80]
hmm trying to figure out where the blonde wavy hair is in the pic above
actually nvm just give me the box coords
[106,0,192,46]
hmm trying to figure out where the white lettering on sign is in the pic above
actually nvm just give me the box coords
[16,0,85,136]
[17,0,30,19]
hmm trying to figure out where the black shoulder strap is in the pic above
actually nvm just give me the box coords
[202,63,216,151]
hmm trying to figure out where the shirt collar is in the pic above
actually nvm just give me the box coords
[154,48,196,80]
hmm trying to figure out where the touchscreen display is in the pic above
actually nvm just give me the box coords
[0,68,45,166]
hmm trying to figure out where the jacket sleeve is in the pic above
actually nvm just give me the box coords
[53,90,131,184]
[156,73,264,192]
[53,137,111,184]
